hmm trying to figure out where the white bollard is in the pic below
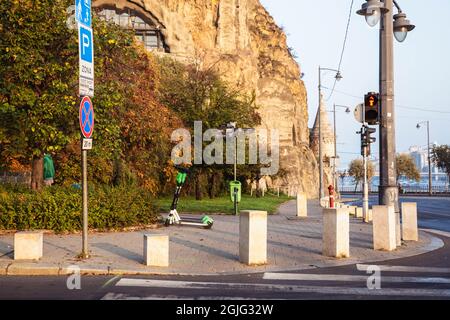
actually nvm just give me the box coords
[368,209,373,222]
[322,208,350,258]
[143,234,169,267]
[14,231,43,260]
[372,205,396,251]
[402,202,418,241]
[239,210,267,265]
[355,207,363,218]
[348,206,357,216]
[296,193,307,217]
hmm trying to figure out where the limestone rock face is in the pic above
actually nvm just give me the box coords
[93,0,319,198]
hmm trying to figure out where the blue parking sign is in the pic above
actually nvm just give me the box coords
[79,25,93,63]
[75,0,91,28]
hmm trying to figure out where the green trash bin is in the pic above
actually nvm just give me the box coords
[230,181,242,203]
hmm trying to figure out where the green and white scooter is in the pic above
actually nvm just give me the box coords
[164,166,214,229]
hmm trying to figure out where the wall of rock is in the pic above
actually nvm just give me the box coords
[93,0,320,198]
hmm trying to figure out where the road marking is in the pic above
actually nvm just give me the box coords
[101,293,267,300]
[357,264,450,274]
[263,272,450,284]
[115,278,450,297]
[101,275,122,289]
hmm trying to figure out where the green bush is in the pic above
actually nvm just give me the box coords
[0,185,159,233]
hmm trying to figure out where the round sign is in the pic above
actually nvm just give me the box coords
[79,96,94,139]
[354,103,364,124]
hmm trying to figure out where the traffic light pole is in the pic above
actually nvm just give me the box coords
[362,108,369,223]
[363,145,369,223]
[379,0,401,246]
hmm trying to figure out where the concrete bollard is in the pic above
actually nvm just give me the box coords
[372,205,396,251]
[368,209,373,222]
[402,202,419,241]
[296,193,307,217]
[348,206,357,216]
[143,234,169,267]
[322,208,350,258]
[355,207,363,218]
[239,210,267,265]
[14,231,43,260]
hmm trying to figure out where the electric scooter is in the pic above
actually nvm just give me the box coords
[164,166,214,229]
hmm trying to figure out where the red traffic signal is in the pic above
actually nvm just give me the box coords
[364,92,379,125]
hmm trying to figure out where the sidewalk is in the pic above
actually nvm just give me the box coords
[0,200,443,276]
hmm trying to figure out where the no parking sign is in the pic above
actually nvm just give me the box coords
[79,96,94,140]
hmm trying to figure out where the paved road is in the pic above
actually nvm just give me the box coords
[1,232,449,300]
[343,195,450,232]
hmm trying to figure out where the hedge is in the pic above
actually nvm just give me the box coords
[0,184,159,233]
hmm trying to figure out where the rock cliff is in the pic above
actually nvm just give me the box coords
[93,0,320,198]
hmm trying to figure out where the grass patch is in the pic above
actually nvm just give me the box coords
[156,194,293,215]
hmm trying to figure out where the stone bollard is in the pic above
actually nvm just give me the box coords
[402,202,418,241]
[368,209,373,222]
[14,231,43,260]
[348,206,357,216]
[355,207,363,218]
[322,208,349,258]
[143,234,169,267]
[296,193,307,217]
[372,205,396,251]
[239,210,267,265]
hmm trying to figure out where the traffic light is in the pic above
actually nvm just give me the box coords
[364,92,379,125]
[360,125,377,156]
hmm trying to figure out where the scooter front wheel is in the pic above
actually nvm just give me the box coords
[203,222,213,229]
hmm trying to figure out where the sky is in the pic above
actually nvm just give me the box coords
[259,0,450,170]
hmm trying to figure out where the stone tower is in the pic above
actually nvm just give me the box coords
[310,94,335,187]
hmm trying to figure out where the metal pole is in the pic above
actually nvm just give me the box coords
[427,121,432,195]
[318,66,324,200]
[363,145,369,222]
[333,104,338,194]
[379,0,401,246]
[362,106,369,222]
[81,147,89,258]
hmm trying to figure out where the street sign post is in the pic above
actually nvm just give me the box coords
[78,24,94,97]
[76,0,94,259]
[79,96,94,258]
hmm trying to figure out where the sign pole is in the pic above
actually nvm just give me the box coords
[76,0,93,258]
[81,146,89,258]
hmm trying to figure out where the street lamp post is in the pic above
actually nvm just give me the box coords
[357,0,415,245]
[318,66,342,200]
[332,104,351,194]
[417,121,432,195]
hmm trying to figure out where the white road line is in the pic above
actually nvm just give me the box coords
[263,272,450,284]
[356,264,450,274]
[115,278,450,297]
[101,293,267,300]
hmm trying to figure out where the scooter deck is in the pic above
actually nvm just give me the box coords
[179,216,207,222]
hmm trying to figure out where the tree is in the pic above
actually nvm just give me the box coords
[396,154,420,181]
[0,1,182,193]
[348,159,375,192]
[432,145,450,184]
[0,0,78,190]
[157,57,261,200]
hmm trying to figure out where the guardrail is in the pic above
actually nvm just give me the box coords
[340,185,450,195]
